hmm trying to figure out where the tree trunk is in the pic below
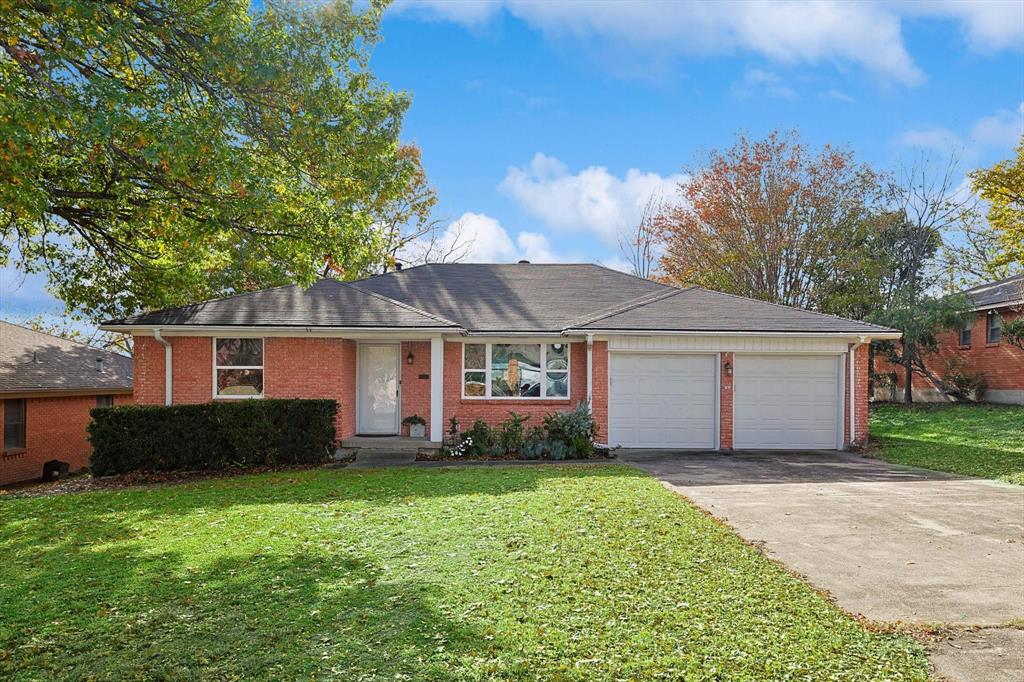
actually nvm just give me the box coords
[902,342,914,404]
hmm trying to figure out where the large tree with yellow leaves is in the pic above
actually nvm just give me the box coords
[971,138,1024,268]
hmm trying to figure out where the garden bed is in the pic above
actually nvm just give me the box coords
[415,448,614,462]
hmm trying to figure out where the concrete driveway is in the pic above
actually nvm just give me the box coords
[619,450,1024,682]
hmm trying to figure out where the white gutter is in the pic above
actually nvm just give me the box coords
[152,328,172,406]
[563,329,902,340]
[99,324,460,334]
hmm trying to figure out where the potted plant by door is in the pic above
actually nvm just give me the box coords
[403,415,427,439]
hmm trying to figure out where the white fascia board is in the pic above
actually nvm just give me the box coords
[564,328,902,341]
[101,325,458,339]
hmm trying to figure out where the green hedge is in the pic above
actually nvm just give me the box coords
[88,399,338,476]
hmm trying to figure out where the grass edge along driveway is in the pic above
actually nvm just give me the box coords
[871,403,1024,485]
[1,465,928,680]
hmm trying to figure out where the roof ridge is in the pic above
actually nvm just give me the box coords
[563,286,691,329]
[341,280,462,328]
[589,262,677,289]
[695,288,898,332]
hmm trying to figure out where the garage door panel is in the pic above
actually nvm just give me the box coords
[734,355,840,450]
[609,354,716,449]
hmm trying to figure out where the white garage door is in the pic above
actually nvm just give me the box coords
[609,354,717,448]
[733,355,841,450]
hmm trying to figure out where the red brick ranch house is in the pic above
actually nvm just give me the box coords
[1,321,132,485]
[101,263,900,451]
[876,272,1023,404]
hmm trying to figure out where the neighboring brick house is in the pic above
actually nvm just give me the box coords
[875,273,1024,404]
[102,263,899,452]
[0,322,133,485]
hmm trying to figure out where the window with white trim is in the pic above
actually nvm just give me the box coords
[987,313,1001,344]
[462,343,569,399]
[214,338,264,398]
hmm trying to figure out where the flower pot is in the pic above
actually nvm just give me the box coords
[409,424,426,439]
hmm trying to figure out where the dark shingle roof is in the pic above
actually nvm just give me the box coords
[962,273,1024,310]
[0,321,132,394]
[101,263,896,336]
[105,279,460,329]
[352,263,667,332]
[571,287,895,334]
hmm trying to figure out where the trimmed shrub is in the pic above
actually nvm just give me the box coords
[88,399,337,476]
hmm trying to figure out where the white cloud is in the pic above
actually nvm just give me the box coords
[598,255,635,274]
[901,0,1024,53]
[392,2,1024,85]
[897,126,963,153]
[515,231,559,263]
[731,68,796,99]
[389,0,501,28]
[401,212,571,265]
[820,88,855,103]
[499,153,685,245]
[898,103,1024,157]
[391,1,942,84]
[970,102,1024,150]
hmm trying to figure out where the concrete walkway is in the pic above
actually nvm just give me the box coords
[619,450,1024,682]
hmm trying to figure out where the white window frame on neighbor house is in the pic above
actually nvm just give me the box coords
[987,312,1001,344]
[461,342,571,400]
[212,337,265,399]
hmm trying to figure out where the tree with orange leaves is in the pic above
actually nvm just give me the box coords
[657,131,883,315]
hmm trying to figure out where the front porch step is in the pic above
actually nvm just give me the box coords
[340,436,442,453]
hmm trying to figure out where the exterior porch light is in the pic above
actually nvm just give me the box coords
[406,350,414,365]
[724,361,732,376]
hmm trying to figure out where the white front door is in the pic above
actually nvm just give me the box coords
[358,344,400,434]
[609,353,717,448]
[733,354,841,450]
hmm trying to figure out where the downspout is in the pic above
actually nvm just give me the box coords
[849,338,866,445]
[153,329,172,406]
[586,334,594,407]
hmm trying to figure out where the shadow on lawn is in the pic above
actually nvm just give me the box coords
[0,466,642,678]
[873,435,1024,482]
[2,465,645,534]
[0,540,493,680]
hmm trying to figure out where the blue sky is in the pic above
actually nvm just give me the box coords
[2,0,1023,321]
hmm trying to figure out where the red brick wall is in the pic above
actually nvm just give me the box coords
[400,341,431,435]
[264,337,357,439]
[132,335,358,440]
[844,344,869,446]
[442,341,607,438]
[133,335,166,404]
[172,337,213,404]
[1,394,126,486]
[874,309,1023,397]
[591,341,609,442]
[719,352,734,449]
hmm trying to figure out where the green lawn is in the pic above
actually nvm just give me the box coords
[0,466,927,680]
[871,403,1024,485]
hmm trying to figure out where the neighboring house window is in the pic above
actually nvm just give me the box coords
[96,395,114,408]
[462,343,569,399]
[959,318,972,347]
[214,338,264,398]
[3,399,26,451]
[987,313,1001,344]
